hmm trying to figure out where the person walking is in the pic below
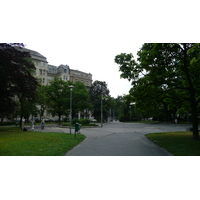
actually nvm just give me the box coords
[30,118,35,130]
[41,117,45,130]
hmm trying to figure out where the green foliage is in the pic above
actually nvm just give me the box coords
[118,113,126,122]
[45,78,72,124]
[72,118,90,125]
[115,43,200,139]
[45,79,91,124]
[114,53,139,81]
[72,81,91,113]
[0,122,16,126]
[112,95,139,122]
[36,85,49,119]
[0,43,39,121]
[89,80,112,121]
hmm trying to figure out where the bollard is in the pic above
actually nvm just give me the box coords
[74,123,81,138]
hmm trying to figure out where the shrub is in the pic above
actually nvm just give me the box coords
[80,119,90,125]
[118,113,126,122]
[0,122,16,126]
[72,119,90,125]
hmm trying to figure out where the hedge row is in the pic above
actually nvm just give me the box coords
[72,119,91,125]
[0,122,17,126]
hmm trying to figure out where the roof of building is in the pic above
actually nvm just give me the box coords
[48,64,57,68]
[20,48,48,63]
[70,69,92,75]
[58,64,70,69]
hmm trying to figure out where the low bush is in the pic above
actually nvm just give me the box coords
[118,113,126,122]
[72,119,90,125]
[0,122,16,126]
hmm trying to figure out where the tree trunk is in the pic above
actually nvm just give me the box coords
[191,103,199,140]
[182,44,199,140]
[1,117,4,123]
[58,114,61,125]
[20,99,23,129]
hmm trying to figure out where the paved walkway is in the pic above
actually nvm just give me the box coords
[27,121,190,156]
[63,121,190,156]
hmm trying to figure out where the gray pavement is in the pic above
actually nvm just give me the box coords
[26,124,70,133]
[64,121,190,156]
[26,121,190,156]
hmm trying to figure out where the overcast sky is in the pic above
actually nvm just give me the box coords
[24,0,144,98]
[2,0,199,98]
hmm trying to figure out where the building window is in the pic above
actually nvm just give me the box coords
[63,75,68,80]
[40,69,46,75]
[42,78,45,83]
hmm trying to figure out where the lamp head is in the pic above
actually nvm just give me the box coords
[69,85,74,91]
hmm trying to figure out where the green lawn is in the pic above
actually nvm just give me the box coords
[146,131,200,156]
[0,127,85,156]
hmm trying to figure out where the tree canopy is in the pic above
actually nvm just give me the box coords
[0,43,39,121]
[45,78,91,124]
[115,43,200,139]
[89,80,112,121]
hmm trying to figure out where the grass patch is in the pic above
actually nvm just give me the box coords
[146,131,200,156]
[0,127,85,156]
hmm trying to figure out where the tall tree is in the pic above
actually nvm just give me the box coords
[0,43,39,123]
[46,78,91,124]
[72,81,91,118]
[36,85,49,120]
[46,78,71,125]
[89,80,111,121]
[115,43,200,140]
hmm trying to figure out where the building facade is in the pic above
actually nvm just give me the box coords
[20,47,93,120]
[70,69,92,88]
[19,48,49,85]
[47,64,70,85]
[21,48,92,88]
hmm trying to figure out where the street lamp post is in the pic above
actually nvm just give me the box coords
[69,85,74,134]
[129,102,135,122]
[101,92,103,127]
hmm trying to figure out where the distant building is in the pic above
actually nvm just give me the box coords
[20,48,92,88]
[18,47,93,120]
[47,64,70,85]
[19,48,48,85]
[70,69,92,88]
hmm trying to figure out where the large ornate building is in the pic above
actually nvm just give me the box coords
[20,48,49,85]
[20,47,93,120]
[47,64,70,85]
[21,48,93,87]
[70,69,92,89]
